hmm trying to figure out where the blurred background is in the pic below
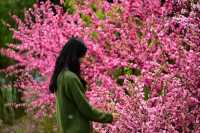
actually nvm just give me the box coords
[0,0,57,132]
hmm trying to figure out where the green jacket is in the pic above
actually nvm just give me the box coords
[55,68,113,133]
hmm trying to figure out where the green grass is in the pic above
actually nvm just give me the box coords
[0,113,58,133]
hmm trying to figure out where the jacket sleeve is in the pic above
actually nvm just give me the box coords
[65,75,113,123]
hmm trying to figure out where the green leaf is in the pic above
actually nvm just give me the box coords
[147,38,153,47]
[96,79,102,86]
[144,85,151,101]
[116,8,123,14]
[113,67,124,79]
[132,68,141,76]
[80,13,92,26]
[91,31,98,39]
[136,30,143,39]
[158,88,165,96]
[96,9,106,20]
[134,17,143,27]
[0,54,17,69]
[114,31,121,39]
[182,41,190,51]
[167,59,176,64]
[90,3,97,12]
[124,67,133,76]
[64,0,76,14]
[116,78,124,86]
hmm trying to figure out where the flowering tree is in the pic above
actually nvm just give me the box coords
[0,0,199,132]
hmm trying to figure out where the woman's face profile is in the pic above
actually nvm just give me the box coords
[79,57,85,63]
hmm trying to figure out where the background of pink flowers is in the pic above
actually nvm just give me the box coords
[0,0,199,132]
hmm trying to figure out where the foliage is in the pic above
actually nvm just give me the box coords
[0,72,25,125]
[0,113,57,133]
[0,0,199,132]
[0,0,35,47]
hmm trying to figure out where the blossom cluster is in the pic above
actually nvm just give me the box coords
[0,0,199,132]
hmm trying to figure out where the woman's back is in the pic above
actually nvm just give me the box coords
[56,69,91,133]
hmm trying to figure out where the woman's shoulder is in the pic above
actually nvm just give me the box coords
[63,68,78,80]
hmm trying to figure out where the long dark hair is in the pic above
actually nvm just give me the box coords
[49,37,87,93]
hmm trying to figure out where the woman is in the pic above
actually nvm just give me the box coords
[49,37,119,133]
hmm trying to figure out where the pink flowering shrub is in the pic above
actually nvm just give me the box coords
[0,0,199,132]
